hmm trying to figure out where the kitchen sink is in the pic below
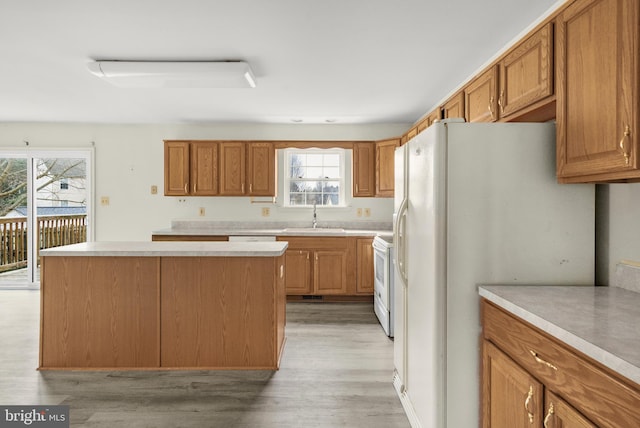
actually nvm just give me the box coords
[283,227,345,234]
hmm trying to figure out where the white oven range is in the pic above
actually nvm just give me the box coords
[373,234,394,337]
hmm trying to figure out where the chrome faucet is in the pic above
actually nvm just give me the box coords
[312,202,318,228]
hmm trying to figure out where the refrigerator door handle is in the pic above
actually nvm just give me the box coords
[394,197,409,287]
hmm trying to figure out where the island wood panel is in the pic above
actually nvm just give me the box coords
[39,256,160,369]
[161,256,284,369]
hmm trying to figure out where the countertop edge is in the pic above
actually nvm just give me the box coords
[40,242,289,258]
[479,286,640,386]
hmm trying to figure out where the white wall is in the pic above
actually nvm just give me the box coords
[0,122,406,241]
[598,183,640,285]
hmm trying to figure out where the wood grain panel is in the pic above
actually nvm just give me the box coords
[356,238,374,294]
[40,256,160,368]
[375,138,399,197]
[442,91,465,119]
[247,142,275,196]
[161,257,278,369]
[482,300,640,428]
[465,66,498,123]
[219,142,246,195]
[544,390,596,427]
[164,141,189,196]
[353,142,375,197]
[283,250,312,295]
[499,22,553,118]
[314,250,348,294]
[191,141,218,195]
[482,341,543,428]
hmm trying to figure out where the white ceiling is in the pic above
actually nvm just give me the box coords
[0,0,560,125]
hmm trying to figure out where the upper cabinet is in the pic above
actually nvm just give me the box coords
[164,141,190,196]
[442,91,465,119]
[353,142,375,197]
[247,142,276,196]
[375,138,400,197]
[556,0,639,182]
[498,22,554,120]
[417,109,442,134]
[164,141,276,196]
[219,142,246,195]
[191,141,219,196]
[465,66,499,123]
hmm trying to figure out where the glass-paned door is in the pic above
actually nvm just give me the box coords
[0,150,92,288]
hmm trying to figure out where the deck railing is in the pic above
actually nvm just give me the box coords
[0,215,87,273]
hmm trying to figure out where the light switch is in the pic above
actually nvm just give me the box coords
[199,207,205,216]
[100,196,110,206]
[151,185,158,195]
[356,208,362,217]
[364,208,371,217]
[262,207,270,217]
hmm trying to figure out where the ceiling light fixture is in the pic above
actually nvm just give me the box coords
[87,60,256,88]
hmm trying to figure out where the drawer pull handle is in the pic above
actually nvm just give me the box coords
[619,125,631,166]
[525,385,534,424]
[543,402,554,428]
[530,350,558,371]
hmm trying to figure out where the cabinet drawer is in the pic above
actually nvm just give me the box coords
[482,300,640,428]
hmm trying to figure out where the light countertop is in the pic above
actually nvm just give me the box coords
[479,285,640,386]
[40,241,288,257]
[151,220,393,238]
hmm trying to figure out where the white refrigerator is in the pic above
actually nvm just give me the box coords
[392,120,594,428]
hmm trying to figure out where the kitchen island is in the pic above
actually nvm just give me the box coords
[39,241,287,370]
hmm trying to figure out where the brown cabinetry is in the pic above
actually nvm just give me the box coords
[442,92,465,119]
[465,66,499,123]
[556,0,639,182]
[278,236,373,298]
[375,138,400,197]
[417,109,441,134]
[498,22,553,120]
[219,141,246,195]
[482,299,640,428]
[164,141,190,196]
[164,140,276,196]
[356,238,374,294]
[353,142,375,197]
[191,141,219,195]
[247,142,276,196]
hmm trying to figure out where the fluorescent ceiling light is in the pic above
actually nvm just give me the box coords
[87,61,256,88]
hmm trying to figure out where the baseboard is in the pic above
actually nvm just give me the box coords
[393,370,421,428]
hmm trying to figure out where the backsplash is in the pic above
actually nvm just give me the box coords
[612,261,640,293]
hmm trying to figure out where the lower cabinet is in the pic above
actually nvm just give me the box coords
[482,299,640,428]
[278,236,373,298]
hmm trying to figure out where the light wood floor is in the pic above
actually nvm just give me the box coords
[0,291,409,427]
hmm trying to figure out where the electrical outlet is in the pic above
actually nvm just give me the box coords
[150,185,158,195]
[356,208,362,217]
[261,207,270,217]
[364,208,371,217]
[199,207,205,216]
[100,196,110,206]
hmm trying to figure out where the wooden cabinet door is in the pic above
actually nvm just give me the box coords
[191,141,218,196]
[465,66,498,123]
[353,142,375,197]
[499,22,553,119]
[356,238,374,294]
[557,0,639,182]
[247,142,275,196]
[375,138,399,197]
[284,250,312,295]
[544,391,596,428]
[314,250,348,294]
[164,141,190,196]
[482,341,544,428]
[219,142,246,195]
[417,109,441,133]
[442,91,465,120]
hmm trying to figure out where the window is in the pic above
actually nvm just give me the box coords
[284,149,345,207]
[59,179,69,190]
